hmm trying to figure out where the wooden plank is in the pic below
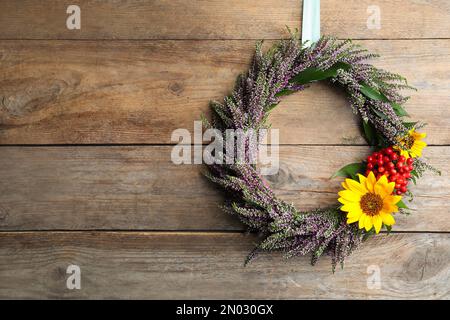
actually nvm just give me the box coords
[0,1,449,39]
[322,0,450,40]
[0,146,447,231]
[0,231,448,299]
[0,0,300,40]
[0,39,449,145]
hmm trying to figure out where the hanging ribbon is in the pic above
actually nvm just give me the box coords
[301,0,321,47]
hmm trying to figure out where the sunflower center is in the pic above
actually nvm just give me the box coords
[360,193,383,216]
[401,135,415,149]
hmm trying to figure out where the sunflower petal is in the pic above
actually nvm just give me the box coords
[382,202,398,214]
[377,174,389,187]
[346,207,363,220]
[400,149,410,159]
[338,198,352,205]
[411,142,426,157]
[417,140,427,146]
[374,175,394,199]
[347,216,360,224]
[385,182,395,197]
[381,213,395,226]
[411,147,420,154]
[413,131,426,140]
[338,190,361,202]
[366,171,376,193]
[358,215,366,229]
[341,181,349,190]
[384,195,402,205]
[375,180,395,199]
[357,174,367,185]
[373,215,382,234]
[342,203,362,215]
[364,216,373,232]
[345,178,368,195]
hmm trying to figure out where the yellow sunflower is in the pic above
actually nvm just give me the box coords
[396,129,427,159]
[338,172,401,234]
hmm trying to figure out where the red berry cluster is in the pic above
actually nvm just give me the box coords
[365,147,414,195]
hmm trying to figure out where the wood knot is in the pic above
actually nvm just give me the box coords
[0,205,9,223]
[0,73,81,118]
[168,82,184,96]
[264,165,293,187]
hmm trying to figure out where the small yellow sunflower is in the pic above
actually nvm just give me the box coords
[396,129,427,159]
[338,172,401,234]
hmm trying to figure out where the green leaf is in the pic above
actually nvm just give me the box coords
[397,200,409,209]
[372,108,389,121]
[360,83,409,118]
[274,89,295,97]
[392,102,409,117]
[360,83,388,102]
[265,102,279,113]
[403,121,418,129]
[290,62,351,85]
[385,225,392,233]
[331,162,364,180]
[362,120,376,145]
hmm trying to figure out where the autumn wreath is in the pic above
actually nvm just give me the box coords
[202,35,439,270]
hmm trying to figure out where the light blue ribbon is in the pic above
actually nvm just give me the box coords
[301,0,321,47]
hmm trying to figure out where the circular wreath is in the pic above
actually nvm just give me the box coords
[202,35,439,271]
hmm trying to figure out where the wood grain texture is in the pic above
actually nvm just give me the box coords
[0,0,449,39]
[0,231,448,299]
[0,146,447,231]
[1,39,449,145]
[0,0,300,40]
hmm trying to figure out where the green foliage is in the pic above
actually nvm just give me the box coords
[360,82,409,117]
[360,82,386,101]
[397,200,409,209]
[331,163,365,180]
[274,89,295,97]
[403,121,419,129]
[362,119,376,145]
[290,62,351,85]
[392,103,409,117]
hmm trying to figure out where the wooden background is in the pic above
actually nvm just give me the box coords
[0,0,449,299]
